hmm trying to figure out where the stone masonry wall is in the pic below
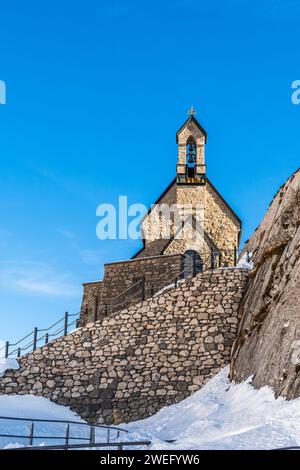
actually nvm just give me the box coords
[80,253,183,325]
[135,181,241,262]
[205,182,240,255]
[0,269,248,425]
[136,183,177,258]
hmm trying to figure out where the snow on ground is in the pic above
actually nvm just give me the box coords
[0,356,125,449]
[126,367,300,450]
[0,395,86,449]
[0,395,129,449]
[1,366,300,449]
[0,394,84,422]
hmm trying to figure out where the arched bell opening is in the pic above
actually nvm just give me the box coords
[186,137,197,179]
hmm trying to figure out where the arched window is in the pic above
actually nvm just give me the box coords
[186,137,196,179]
[183,250,203,278]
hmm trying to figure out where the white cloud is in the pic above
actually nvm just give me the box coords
[0,261,80,298]
[79,249,104,266]
[57,228,76,240]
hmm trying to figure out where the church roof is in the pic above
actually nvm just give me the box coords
[176,115,207,143]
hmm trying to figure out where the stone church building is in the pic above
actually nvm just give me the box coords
[80,112,241,325]
[134,113,241,260]
[0,111,249,425]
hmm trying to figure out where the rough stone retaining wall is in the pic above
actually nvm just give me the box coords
[0,268,248,425]
[81,253,183,325]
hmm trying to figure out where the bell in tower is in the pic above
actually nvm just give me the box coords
[186,138,197,180]
[176,107,207,184]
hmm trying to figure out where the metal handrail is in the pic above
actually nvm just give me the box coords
[0,255,199,356]
[1,300,100,357]
[82,249,237,325]
[0,415,127,433]
[1,257,161,355]
[6,330,35,348]
[0,415,132,450]
[1,248,247,358]
[1,275,150,356]
[12,441,151,450]
[105,253,195,308]
[100,253,196,310]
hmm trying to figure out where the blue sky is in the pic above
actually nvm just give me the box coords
[0,0,300,342]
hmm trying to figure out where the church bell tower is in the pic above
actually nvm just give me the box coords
[176,107,207,184]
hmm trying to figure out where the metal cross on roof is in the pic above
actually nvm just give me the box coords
[187,106,197,116]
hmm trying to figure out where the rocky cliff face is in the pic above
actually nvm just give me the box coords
[230,168,300,398]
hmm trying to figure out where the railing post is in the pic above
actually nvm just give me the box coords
[65,423,70,448]
[193,253,196,277]
[210,249,215,270]
[174,276,178,288]
[29,422,34,446]
[4,341,9,359]
[17,348,21,358]
[45,333,49,345]
[89,426,95,446]
[107,428,110,444]
[246,250,250,264]
[94,296,98,323]
[105,305,108,316]
[141,277,145,301]
[234,247,238,266]
[219,252,222,268]
[64,311,69,336]
[116,429,122,450]
[33,327,38,352]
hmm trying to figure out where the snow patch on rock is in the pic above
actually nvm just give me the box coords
[237,252,254,270]
[0,340,19,377]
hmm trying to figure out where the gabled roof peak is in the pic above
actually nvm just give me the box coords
[176,115,207,143]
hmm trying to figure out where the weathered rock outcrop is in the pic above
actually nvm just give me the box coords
[230,168,300,398]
